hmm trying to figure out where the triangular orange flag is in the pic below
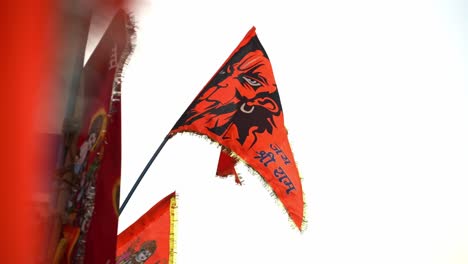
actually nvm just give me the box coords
[169,27,304,230]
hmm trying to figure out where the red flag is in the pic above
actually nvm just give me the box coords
[169,27,304,230]
[116,192,177,264]
[82,9,135,264]
[54,9,135,264]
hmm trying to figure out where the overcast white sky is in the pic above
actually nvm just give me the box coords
[88,1,468,263]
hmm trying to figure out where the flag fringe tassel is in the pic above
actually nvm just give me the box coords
[172,131,307,232]
[169,193,178,264]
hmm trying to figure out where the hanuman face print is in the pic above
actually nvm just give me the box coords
[172,36,283,149]
[116,239,158,264]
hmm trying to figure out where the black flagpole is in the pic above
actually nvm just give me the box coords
[118,39,208,215]
[119,135,171,215]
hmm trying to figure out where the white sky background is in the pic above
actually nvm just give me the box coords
[87,1,468,263]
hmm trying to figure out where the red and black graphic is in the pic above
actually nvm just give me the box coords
[169,27,304,230]
[171,35,282,149]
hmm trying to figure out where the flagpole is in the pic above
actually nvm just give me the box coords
[119,72,202,215]
[118,33,215,215]
[119,135,171,215]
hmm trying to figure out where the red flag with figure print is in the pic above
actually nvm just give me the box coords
[51,9,135,264]
[116,192,177,264]
[169,27,304,230]
[81,9,135,264]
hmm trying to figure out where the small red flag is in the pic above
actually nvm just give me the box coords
[169,27,304,230]
[216,147,242,184]
[116,192,177,264]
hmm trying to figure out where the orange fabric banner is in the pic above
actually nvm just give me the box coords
[169,27,304,230]
[116,192,177,264]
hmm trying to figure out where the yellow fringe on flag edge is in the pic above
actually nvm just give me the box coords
[243,159,309,233]
[170,131,308,232]
[169,193,178,264]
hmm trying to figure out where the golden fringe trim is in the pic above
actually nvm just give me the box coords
[171,131,307,232]
[110,9,137,113]
[118,10,137,80]
[244,162,308,232]
[168,193,178,264]
[215,173,245,185]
